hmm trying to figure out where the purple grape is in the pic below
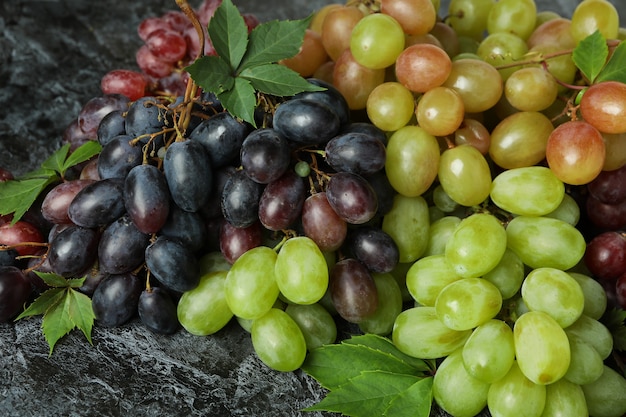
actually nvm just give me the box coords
[346,227,399,273]
[584,231,626,281]
[326,172,378,224]
[258,170,306,231]
[587,164,626,205]
[330,258,378,323]
[124,164,170,234]
[241,128,291,184]
[68,178,126,228]
[301,192,347,252]
[0,266,32,323]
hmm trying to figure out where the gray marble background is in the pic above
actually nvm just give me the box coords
[1,1,625,416]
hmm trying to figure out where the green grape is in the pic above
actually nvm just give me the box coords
[443,58,503,112]
[505,216,586,270]
[385,125,440,197]
[433,348,490,417]
[514,311,571,385]
[528,43,577,94]
[581,365,626,417]
[568,272,607,320]
[177,271,233,336]
[224,246,280,320]
[406,254,464,306]
[476,32,528,81]
[488,111,554,169]
[382,194,430,263]
[447,0,495,41]
[521,268,584,328]
[445,213,507,278]
[424,215,461,257]
[251,308,307,372]
[541,378,588,417]
[392,306,471,359]
[285,303,337,350]
[438,144,492,207]
[366,81,415,132]
[487,361,546,417]
[359,272,403,335]
[570,0,619,43]
[483,248,525,300]
[198,251,231,274]
[389,261,414,303]
[563,334,604,385]
[274,236,328,305]
[490,166,564,216]
[435,277,503,331]
[350,13,405,70]
[504,67,558,112]
[564,314,613,360]
[462,319,515,383]
[486,0,536,40]
[415,86,465,137]
[543,193,580,227]
[432,185,460,213]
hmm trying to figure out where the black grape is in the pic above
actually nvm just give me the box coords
[145,236,200,293]
[163,140,213,212]
[188,112,249,168]
[345,226,399,273]
[341,122,388,146]
[241,128,291,184]
[258,170,306,231]
[47,225,99,277]
[272,98,340,146]
[97,110,126,146]
[125,96,166,139]
[199,165,237,219]
[97,135,143,180]
[92,273,142,327]
[160,205,207,253]
[326,172,378,225]
[98,214,150,274]
[68,178,126,228]
[330,258,378,323]
[0,266,32,323]
[221,170,262,228]
[325,132,386,175]
[294,78,350,126]
[124,164,170,234]
[138,287,180,335]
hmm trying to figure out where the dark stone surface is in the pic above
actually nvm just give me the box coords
[1,1,625,417]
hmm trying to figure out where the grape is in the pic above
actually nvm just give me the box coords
[486,0,536,40]
[92,273,142,327]
[392,306,471,359]
[564,314,613,360]
[483,248,525,300]
[67,178,126,228]
[251,308,307,372]
[447,0,494,40]
[345,227,399,274]
[320,5,364,62]
[435,277,503,331]
[546,120,606,185]
[137,287,180,335]
[568,272,608,320]
[432,185,459,213]
[124,97,166,140]
[433,348,490,417]
[586,194,626,230]
[587,164,626,205]
[40,179,95,225]
[415,86,465,137]
[160,205,207,253]
[220,169,262,229]
[443,58,503,113]
[580,365,626,417]
[583,231,626,280]
[47,225,99,277]
[145,236,200,293]
[258,170,306,231]
[0,266,32,323]
[294,78,350,126]
[0,248,18,268]
[462,319,515,383]
[324,132,386,176]
[406,254,464,307]
[145,29,187,63]
[332,49,386,110]
[100,69,146,101]
[177,270,233,336]
[285,303,337,350]
[301,192,347,252]
[358,272,403,336]
[504,67,558,112]
[430,21,461,57]
[382,194,430,263]
[617,271,626,309]
[602,132,626,171]
[487,361,546,417]
[136,44,173,78]
[325,172,377,225]
[540,378,588,417]
[138,16,169,41]
[349,13,405,70]
[381,0,437,36]
[563,334,604,386]
[476,32,528,81]
[570,0,619,43]
[97,135,143,180]
[490,166,565,216]
[329,258,378,323]
[527,17,576,50]
[384,125,440,197]
[98,214,150,275]
[309,3,342,34]
[395,43,452,93]
[219,220,262,265]
[279,29,329,78]
[275,236,328,305]
[77,94,130,138]
[506,216,586,271]
[240,128,291,184]
[581,81,626,135]
[96,110,126,146]
[365,81,415,133]
[188,111,249,168]
[424,216,461,257]
[224,246,279,320]
[163,140,212,212]
[438,144,492,207]
[272,98,340,146]
[124,164,170,234]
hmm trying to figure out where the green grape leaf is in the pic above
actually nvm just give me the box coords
[595,40,626,84]
[66,289,95,344]
[601,308,626,352]
[207,0,248,69]
[42,293,76,355]
[186,55,235,94]
[34,271,72,288]
[41,143,71,173]
[217,77,257,126]
[572,30,608,83]
[15,288,66,320]
[239,63,325,96]
[304,371,425,416]
[0,175,59,223]
[239,16,312,71]
[61,140,101,174]
[384,377,433,417]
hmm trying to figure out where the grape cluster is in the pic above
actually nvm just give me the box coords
[1,0,626,416]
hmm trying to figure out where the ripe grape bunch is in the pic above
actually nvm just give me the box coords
[1,0,626,417]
